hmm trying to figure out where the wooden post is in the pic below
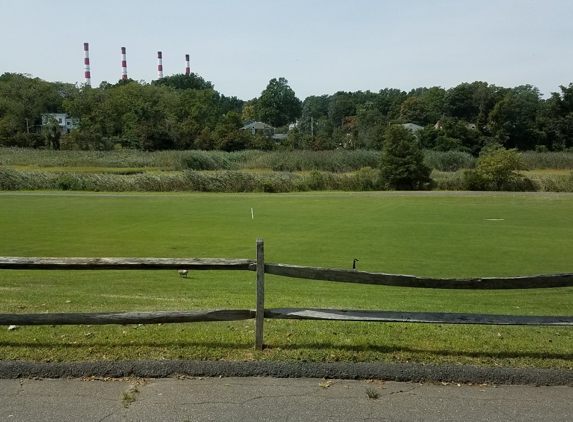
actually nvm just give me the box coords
[255,238,265,350]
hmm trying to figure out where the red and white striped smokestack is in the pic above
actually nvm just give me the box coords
[121,47,128,80]
[84,43,91,86]
[185,54,190,75]
[157,51,163,80]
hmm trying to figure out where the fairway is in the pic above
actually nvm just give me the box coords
[1,192,573,368]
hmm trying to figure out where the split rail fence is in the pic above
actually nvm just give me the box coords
[1,239,573,350]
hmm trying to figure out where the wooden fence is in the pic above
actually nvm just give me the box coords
[1,239,573,351]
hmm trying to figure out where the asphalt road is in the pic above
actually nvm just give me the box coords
[1,376,572,422]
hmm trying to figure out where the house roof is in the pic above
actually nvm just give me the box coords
[402,123,424,132]
[241,121,274,130]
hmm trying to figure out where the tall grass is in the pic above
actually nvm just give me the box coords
[0,168,384,193]
[0,148,180,169]
[4,147,573,176]
[521,151,573,170]
[0,147,381,171]
[423,150,476,171]
[1,148,377,171]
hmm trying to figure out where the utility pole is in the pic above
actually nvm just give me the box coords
[25,118,31,133]
[311,116,314,136]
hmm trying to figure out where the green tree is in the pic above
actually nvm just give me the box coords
[241,98,259,122]
[420,86,446,124]
[355,103,387,149]
[212,111,250,151]
[538,84,573,150]
[0,73,64,138]
[219,95,244,115]
[399,96,430,126]
[43,117,61,150]
[153,73,214,91]
[257,77,302,127]
[380,125,431,190]
[374,88,405,116]
[328,91,356,127]
[488,85,542,150]
[299,95,330,135]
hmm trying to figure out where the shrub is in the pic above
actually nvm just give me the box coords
[353,166,379,191]
[432,171,466,191]
[307,170,327,190]
[465,148,534,191]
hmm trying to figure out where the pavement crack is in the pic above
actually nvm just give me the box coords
[388,386,418,396]
[97,411,116,422]
[16,379,24,396]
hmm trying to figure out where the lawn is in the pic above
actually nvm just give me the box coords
[0,192,572,368]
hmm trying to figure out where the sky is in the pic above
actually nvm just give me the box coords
[0,0,572,100]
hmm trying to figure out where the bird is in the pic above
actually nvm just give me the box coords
[178,269,188,278]
[352,259,359,270]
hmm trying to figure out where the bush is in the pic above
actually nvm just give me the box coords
[464,148,534,191]
[0,133,45,148]
[353,166,379,191]
[432,171,466,191]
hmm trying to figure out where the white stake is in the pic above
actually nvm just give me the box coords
[251,208,254,219]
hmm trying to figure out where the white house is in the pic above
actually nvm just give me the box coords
[41,113,78,134]
[241,121,275,136]
[402,123,424,132]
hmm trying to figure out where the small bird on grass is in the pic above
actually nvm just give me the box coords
[352,259,359,270]
[178,269,188,278]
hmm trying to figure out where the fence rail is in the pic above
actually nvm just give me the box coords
[0,310,255,326]
[264,263,573,289]
[0,257,256,271]
[1,239,572,350]
[264,308,573,326]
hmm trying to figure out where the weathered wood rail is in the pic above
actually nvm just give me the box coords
[1,239,573,350]
[0,257,256,271]
[264,263,573,289]
[0,310,255,326]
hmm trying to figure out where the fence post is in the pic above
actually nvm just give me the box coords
[255,238,265,350]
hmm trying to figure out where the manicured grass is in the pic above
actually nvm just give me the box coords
[1,192,573,368]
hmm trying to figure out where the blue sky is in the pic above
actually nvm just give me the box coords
[0,0,571,100]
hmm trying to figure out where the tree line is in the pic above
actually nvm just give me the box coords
[1,71,572,155]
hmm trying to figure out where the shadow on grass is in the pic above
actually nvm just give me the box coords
[0,340,254,350]
[1,340,572,362]
[276,342,573,361]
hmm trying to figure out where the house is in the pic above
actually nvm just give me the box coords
[402,123,424,133]
[40,113,78,134]
[434,121,477,130]
[241,121,275,136]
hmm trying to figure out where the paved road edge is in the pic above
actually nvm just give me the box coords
[0,361,571,386]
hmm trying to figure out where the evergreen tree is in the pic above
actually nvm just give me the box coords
[380,125,431,190]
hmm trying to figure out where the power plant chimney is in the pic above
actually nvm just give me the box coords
[157,51,163,79]
[121,47,128,80]
[185,54,190,75]
[84,43,91,86]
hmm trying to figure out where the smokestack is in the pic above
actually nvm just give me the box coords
[121,47,128,80]
[185,54,190,75]
[157,51,163,80]
[84,43,91,86]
